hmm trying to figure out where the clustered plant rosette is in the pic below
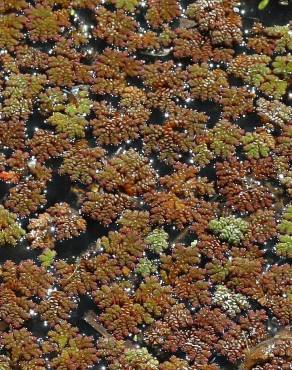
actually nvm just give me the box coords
[0,0,291,369]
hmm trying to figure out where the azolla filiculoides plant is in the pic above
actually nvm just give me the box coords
[0,0,291,368]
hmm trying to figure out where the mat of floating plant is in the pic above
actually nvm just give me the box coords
[0,0,291,369]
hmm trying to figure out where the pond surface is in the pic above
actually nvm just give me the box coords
[0,0,291,369]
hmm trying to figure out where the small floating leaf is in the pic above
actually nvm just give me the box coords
[258,0,270,10]
[39,248,56,268]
